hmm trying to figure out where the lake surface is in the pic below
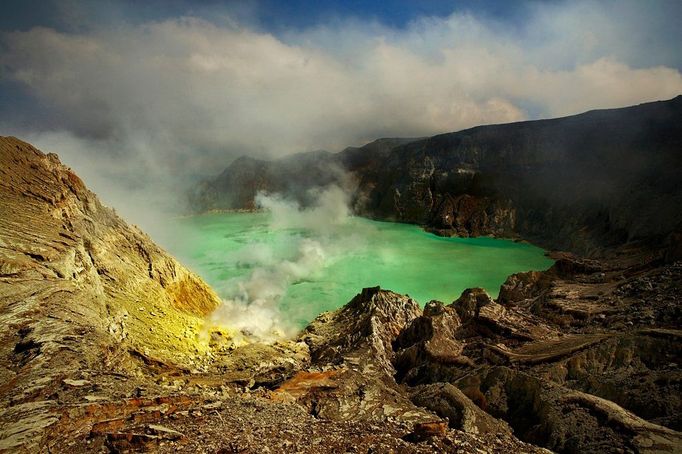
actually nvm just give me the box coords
[171,211,553,337]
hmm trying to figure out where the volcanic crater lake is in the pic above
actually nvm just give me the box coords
[172,212,553,333]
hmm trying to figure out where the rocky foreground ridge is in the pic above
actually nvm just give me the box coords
[193,96,682,255]
[1,135,681,453]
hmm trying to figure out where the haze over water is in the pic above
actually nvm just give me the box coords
[172,201,553,339]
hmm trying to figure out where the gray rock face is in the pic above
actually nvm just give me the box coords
[360,96,682,255]
[196,96,682,255]
[301,286,422,377]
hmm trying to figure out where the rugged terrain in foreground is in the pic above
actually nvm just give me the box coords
[1,135,680,453]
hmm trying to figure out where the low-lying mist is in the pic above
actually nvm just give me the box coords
[207,185,363,341]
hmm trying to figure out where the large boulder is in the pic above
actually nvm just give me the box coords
[451,288,555,341]
[300,287,422,376]
[457,366,682,454]
[410,382,512,435]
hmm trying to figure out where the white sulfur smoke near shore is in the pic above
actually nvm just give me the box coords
[209,185,354,341]
[255,185,351,232]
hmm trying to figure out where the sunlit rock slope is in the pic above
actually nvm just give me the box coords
[0,136,222,450]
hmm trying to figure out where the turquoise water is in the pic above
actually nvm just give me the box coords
[171,211,553,335]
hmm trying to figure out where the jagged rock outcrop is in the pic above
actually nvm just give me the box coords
[288,261,680,453]
[394,301,465,365]
[286,257,681,454]
[301,287,422,376]
[274,287,549,451]
[390,252,682,453]
[196,96,682,255]
[392,301,472,385]
[288,288,436,423]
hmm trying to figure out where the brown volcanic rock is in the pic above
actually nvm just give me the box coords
[544,330,682,429]
[0,136,224,451]
[451,288,555,341]
[300,286,422,376]
[456,366,682,454]
[394,300,464,363]
[287,288,546,452]
[273,367,435,423]
[393,300,473,385]
[0,138,550,453]
[402,257,681,452]
[498,270,548,307]
[410,382,512,435]
[290,288,437,423]
[450,287,495,322]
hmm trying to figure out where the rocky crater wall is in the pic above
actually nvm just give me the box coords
[194,96,682,256]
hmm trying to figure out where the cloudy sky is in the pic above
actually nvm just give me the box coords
[1,0,681,226]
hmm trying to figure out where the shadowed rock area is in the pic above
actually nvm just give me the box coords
[195,96,682,255]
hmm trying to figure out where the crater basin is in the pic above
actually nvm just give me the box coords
[172,212,554,329]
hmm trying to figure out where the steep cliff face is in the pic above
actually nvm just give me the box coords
[196,96,682,255]
[0,137,223,450]
[361,96,682,254]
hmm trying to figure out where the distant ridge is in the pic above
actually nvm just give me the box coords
[194,95,682,255]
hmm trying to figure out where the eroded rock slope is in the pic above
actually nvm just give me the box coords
[0,136,227,450]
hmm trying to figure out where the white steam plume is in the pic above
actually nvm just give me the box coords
[255,185,350,232]
[209,185,353,341]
